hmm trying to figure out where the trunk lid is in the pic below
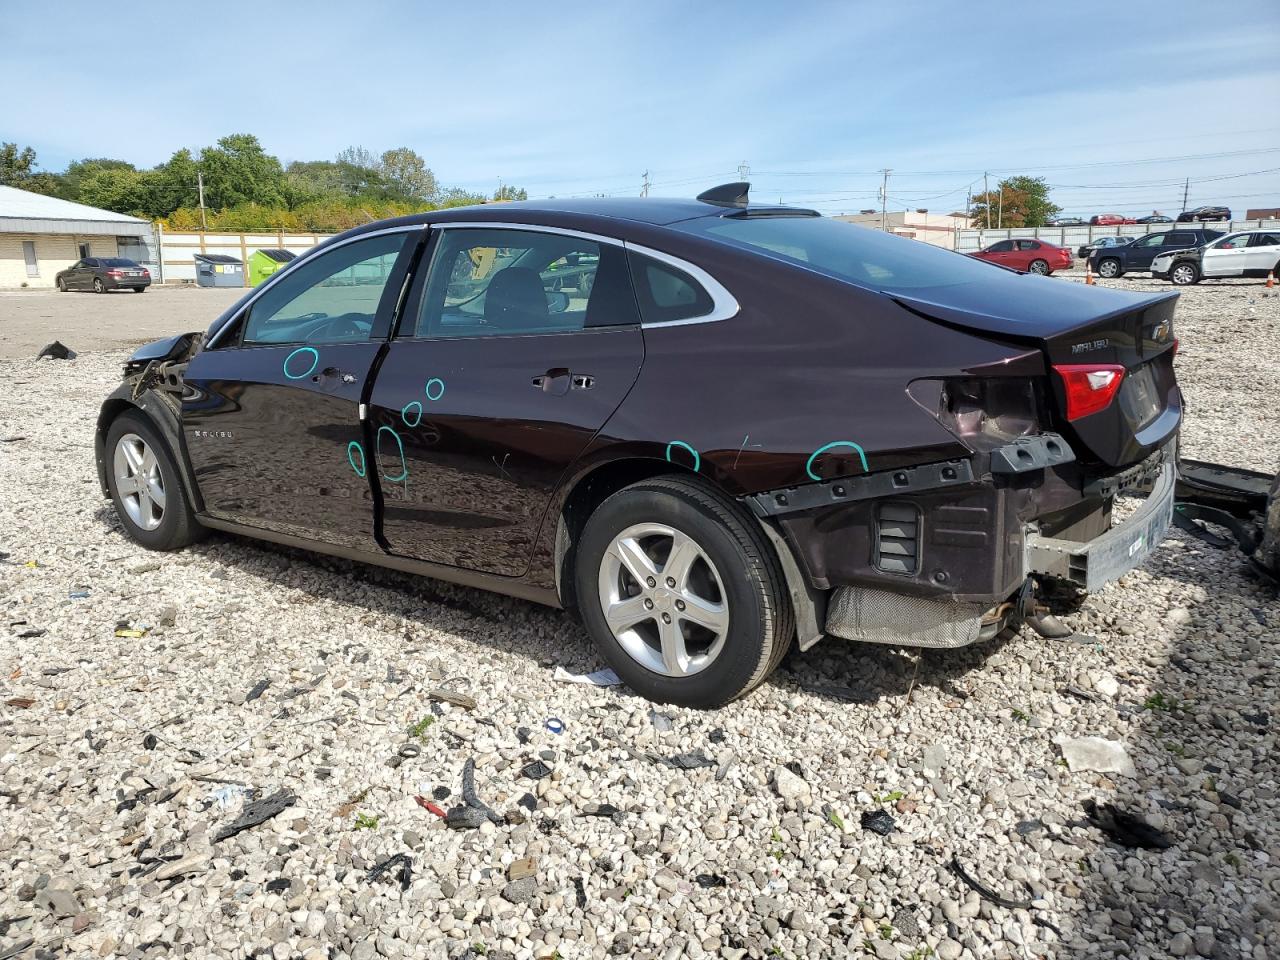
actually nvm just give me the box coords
[893,284,1180,468]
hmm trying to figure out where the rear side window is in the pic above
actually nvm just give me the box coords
[1250,233,1280,246]
[1015,240,1039,251]
[627,252,714,324]
[1165,232,1196,245]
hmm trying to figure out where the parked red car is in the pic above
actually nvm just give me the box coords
[969,238,1074,275]
[1090,213,1136,226]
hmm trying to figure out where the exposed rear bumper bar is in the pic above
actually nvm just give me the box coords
[1025,461,1176,592]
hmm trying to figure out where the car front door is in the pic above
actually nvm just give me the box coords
[75,258,97,288]
[1201,233,1250,277]
[181,228,420,549]
[1247,232,1280,273]
[1125,233,1166,270]
[366,225,644,577]
[983,239,1014,265]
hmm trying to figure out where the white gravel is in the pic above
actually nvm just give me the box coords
[0,279,1277,960]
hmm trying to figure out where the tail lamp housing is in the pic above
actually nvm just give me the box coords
[1053,364,1125,420]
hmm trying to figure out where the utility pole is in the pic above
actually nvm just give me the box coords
[879,168,891,231]
[983,171,990,230]
[197,170,207,232]
[640,170,650,198]
[997,187,1004,230]
[965,186,972,226]
[1181,176,1190,214]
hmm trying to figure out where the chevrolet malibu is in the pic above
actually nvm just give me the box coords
[95,184,1181,707]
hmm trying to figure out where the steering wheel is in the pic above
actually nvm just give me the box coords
[305,313,372,342]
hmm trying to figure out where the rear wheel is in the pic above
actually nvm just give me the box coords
[105,411,206,551]
[1029,258,1049,275]
[93,277,105,294]
[1097,258,1122,279]
[134,287,147,293]
[574,476,793,708]
[1171,262,1199,286]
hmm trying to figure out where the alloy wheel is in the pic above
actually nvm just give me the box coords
[94,278,104,293]
[597,522,729,678]
[1098,260,1119,278]
[1172,264,1196,285]
[1029,260,1049,275]
[113,433,166,531]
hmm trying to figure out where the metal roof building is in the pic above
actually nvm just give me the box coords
[0,185,157,288]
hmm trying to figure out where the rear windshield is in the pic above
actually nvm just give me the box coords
[673,215,1010,292]
[102,258,139,267]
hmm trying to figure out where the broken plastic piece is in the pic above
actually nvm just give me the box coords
[36,340,76,360]
[213,790,297,842]
[1083,800,1174,849]
[429,687,477,710]
[860,810,895,836]
[365,852,413,890]
[695,873,727,888]
[413,795,447,818]
[521,760,553,780]
[517,793,538,812]
[245,679,270,702]
[545,717,564,734]
[68,590,90,599]
[114,628,147,639]
[658,749,716,770]
[459,757,502,824]
[552,666,622,686]
[948,854,1035,909]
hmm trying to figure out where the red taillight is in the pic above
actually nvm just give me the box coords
[142,269,150,277]
[1053,363,1125,421]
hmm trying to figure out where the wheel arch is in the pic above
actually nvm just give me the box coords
[96,386,204,513]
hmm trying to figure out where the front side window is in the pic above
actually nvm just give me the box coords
[241,232,407,346]
[1135,234,1164,248]
[1211,234,1250,250]
[413,228,636,338]
[988,240,1014,253]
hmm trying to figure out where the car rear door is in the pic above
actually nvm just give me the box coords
[181,228,420,549]
[1247,231,1280,273]
[366,224,643,577]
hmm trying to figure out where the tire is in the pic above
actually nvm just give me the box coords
[1170,262,1199,286]
[1028,259,1049,275]
[574,476,794,708]
[134,286,147,293]
[105,411,206,551]
[93,277,105,294]
[57,277,67,292]
[1097,258,1122,279]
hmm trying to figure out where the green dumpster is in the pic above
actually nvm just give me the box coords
[248,248,296,286]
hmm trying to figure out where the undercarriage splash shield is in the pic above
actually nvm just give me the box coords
[825,586,985,649]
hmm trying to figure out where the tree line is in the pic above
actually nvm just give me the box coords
[0,136,527,232]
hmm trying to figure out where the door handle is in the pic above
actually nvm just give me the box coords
[319,366,358,384]
[531,368,571,396]
[571,374,594,390]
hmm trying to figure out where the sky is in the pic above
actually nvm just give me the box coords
[4,1,1279,218]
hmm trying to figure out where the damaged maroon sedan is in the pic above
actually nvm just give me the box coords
[95,183,1179,707]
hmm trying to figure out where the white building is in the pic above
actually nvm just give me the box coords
[834,209,968,250]
[0,185,157,288]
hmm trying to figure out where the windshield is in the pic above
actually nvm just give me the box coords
[673,215,1010,292]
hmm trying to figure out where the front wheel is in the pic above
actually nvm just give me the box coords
[1171,262,1199,286]
[105,411,206,550]
[1028,259,1049,275]
[574,476,793,708]
[57,277,67,292]
[1097,258,1122,279]
[93,278,105,293]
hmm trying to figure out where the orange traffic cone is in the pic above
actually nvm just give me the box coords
[1267,270,1275,289]
[1085,263,1094,286]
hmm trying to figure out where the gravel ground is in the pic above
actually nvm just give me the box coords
[0,279,1277,960]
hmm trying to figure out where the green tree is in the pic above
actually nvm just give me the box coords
[493,184,528,202]
[59,158,137,201]
[438,186,486,208]
[78,167,147,213]
[0,143,37,185]
[970,175,1059,229]
[380,147,437,202]
[138,148,200,218]
[20,172,65,197]
[198,134,286,208]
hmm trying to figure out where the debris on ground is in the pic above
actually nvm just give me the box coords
[507,856,536,881]
[521,760,553,780]
[948,854,1036,909]
[695,873,727,888]
[860,810,896,836]
[5,697,36,709]
[649,708,674,732]
[445,757,502,829]
[552,666,622,686]
[1083,800,1175,849]
[545,717,564,734]
[365,852,413,889]
[244,678,270,702]
[36,341,76,360]
[428,687,477,710]
[213,790,297,842]
[208,784,253,810]
[1055,735,1137,777]
[413,795,447,818]
[656,750,716,770]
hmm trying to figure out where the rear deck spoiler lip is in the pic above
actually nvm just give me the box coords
[890,288,1180,345]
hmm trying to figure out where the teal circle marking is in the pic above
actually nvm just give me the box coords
[401,401,423,427]
[377,425,408,482]
[283,346,319,380]
[665,440,701,473]
[346,441,366,478]
[806,441,868,481]
[424,378,446,401]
